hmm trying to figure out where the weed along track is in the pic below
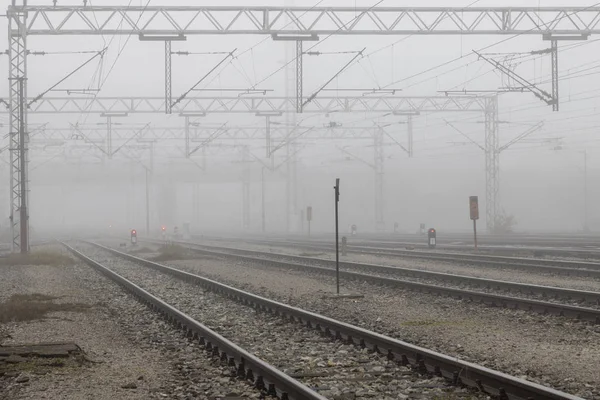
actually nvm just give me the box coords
[74,241,585,400]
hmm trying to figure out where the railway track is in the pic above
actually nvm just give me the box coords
[82,240,583,400]
[63,242,326,400]
[197,235,600,259]
[201,236,600,279]
[154,239,600,324]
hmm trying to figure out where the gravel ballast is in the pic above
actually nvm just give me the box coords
[78,242,490,400]
[0,244,263,399]
[120,240,600,399]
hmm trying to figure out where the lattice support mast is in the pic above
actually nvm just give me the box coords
[484,96,500,231]
[242,145,250,230]
[184,116,190,158]
[296,41,303,113]
[106,115,113,158]
[165,41,172,114]
[374,128,385,230]
[407,115,414,158]
[8,4,29,253]
[551,40,559,112]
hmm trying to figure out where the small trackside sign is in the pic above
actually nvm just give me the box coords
[469,196,479,221]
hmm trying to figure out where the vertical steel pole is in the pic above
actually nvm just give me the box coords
[334,178,340,295]
[184,116,190,158]
[473,219,478,250]
[145,167,150,236]
[551,39,559,112]
[106,115,112,159]
[165,40,172,114]
[296,40,303,113]
[407,115,414,158]
[265,116,271,158]
[374,128,385,230]
[242,146,250,230]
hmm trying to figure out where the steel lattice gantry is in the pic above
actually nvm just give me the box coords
[8,5,597,251]
[2,95,489,114]
[16,6,600,35]
[13,95,491,230]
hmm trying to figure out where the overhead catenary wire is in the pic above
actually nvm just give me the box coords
[376,1,600,91]
[249,0,387,89]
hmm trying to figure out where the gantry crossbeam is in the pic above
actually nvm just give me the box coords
[13,6,600,35]
[1,96,487,114]
[27,124,385,142]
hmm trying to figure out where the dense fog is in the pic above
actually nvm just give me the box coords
[1,0,599,238]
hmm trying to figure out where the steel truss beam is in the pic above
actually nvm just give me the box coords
[27,124,387,142]
[4,96,488,114]
[13,6,600,35]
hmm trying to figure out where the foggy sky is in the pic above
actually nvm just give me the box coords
[1,0,600,235]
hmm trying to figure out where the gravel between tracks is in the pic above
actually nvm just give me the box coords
[198,239,600,293]
[0,244,262,400]
[217,250,600,310]
[78,243,490,400]
[123,242,600,400]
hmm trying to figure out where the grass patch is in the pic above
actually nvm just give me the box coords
[0,355,87,377]
[0,251,74,268]
[151,244,190,262]
[0,293,90,323]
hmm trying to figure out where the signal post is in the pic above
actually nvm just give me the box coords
[470,196,479,250]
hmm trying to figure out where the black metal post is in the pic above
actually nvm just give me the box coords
[334,178,340,294]
[145,167,150,236]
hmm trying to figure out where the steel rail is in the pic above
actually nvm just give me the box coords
[151,239,600,324]
[281,238,600,257]
[196,234,600,261]
[346,244,600,260]
[89,241,583,400]
[168,240,600,305]
[199,236,600,278]
[288,241,600,278]
[62,242,327,400]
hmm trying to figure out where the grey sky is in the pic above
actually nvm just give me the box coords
[2,0,600,233]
